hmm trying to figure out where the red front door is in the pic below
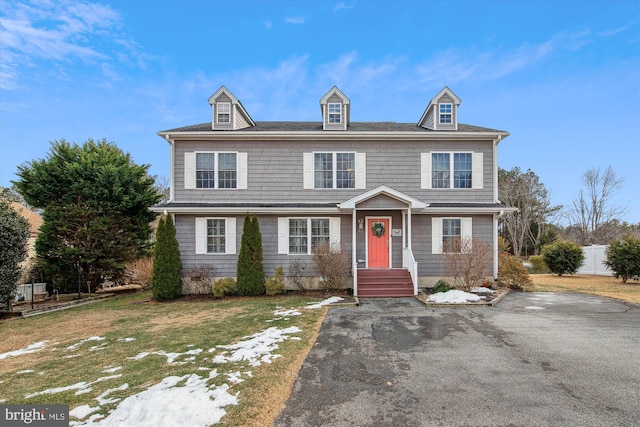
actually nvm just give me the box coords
[367,218,390,268]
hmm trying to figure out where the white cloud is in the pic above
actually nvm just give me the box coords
[285,16,305,24]
[0,0,142,90]
[333,2,354,13]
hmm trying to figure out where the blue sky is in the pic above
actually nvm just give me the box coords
[1,0,639,223]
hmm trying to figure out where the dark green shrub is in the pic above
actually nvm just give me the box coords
[528,255,550,274]
[236,213,265,296]
[433,279,451,293]
[541,241,584,276]
[605,236,640,283]
[151,215,183,301]
[498,253,533,290]
[213,277,237,298]
[265,266,285,296]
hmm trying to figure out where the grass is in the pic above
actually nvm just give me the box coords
[530,274,640,304]
[0,291,328,426]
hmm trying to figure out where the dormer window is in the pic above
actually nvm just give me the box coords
[439,103,452,124]
[217,102,230,123]
[328,103,342,124]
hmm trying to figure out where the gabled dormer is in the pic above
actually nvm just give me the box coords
[418,86,461,131]
[208,86,255,130]
[320,86,350,131]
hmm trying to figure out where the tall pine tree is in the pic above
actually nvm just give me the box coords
[152,215,182,301]
[237,213,265,296]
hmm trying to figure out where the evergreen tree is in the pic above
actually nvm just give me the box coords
[151,215,182,301]
[13,139,160,291]
[237,213,265,296]
[0,200,30,310]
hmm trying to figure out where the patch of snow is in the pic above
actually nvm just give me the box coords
[471,287,495,294]
[96,384,129,405]
[70,405,100,420]
[427,290,485,304]
[26,375,123,399]
[225,371,244,384]
[72,374,238,427]
[305,296,344,309]
[127,352,149,361]
[16,369,34,374]
[66,337,106,351]
[128,349,203,364]
[101,366,123,374]
[525,306,546,310]
[273,308,302,317]
[89,343,109,352]
[210,326,302,367]
[0,341,48,360]
[63,354,82,359]
[116,337,136,342]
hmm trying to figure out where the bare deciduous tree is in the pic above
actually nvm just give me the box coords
[443,237,493,292]
[499,167,561,256]
[569,165,626,245]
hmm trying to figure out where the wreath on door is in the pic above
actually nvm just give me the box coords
[371,222,385,237]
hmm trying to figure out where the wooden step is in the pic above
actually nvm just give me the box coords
[356,269,414,297]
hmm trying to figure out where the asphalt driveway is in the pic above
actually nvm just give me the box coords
[274,292,640,427]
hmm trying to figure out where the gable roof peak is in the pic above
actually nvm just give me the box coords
[320,86,350,104]
[429,86,461,106]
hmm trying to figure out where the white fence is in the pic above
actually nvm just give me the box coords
[15,283,47,301]
[577,245,612,276]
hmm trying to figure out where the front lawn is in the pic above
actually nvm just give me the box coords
[0,291,330,426]
[530,274,640,304]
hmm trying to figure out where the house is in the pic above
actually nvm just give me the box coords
[154,86,513,296]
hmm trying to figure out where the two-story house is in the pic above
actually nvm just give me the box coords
[155,85,511,297]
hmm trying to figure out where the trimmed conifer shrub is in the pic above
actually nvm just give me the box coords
[236,213,265,296]
[152,215,183,301]
[541,240,584,276]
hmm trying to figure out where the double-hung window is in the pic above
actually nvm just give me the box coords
[442,218,461,252]
[432,217,472,254]
[217,102,230,123]
[439,103,452,124]
[314,152,355,189]
[195,217,237,255]
[195,152,237,189]
[288,218,330,255]
[422,152,480,189]
[328,103,342,123]
[207,219,226,253]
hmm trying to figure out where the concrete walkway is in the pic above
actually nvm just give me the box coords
[275,293,640,426]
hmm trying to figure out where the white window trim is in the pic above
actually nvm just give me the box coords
[278,217,341,255]
[184,151,247,190]
[439,103,453,124]
[431,217,472,254]
[328,103,342,124]
[421,151,483,190]
[216,102,231,124]
[195,217,237,255]
[303,152,365,190]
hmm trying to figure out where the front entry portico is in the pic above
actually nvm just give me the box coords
[339,186,427,296]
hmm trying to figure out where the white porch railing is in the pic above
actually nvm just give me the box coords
[402,248,418,295]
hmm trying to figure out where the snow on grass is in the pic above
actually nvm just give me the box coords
[116,337,136,342]
[209,326,302,367]
[71,373,237,427]
[101,366,122,374]
[66,337,106,351]
[16,369,34,374]
[0,340,48,360]
[70,405,101,420]
[96,384,129,405]
[25,375,123,399]
[273,308,302,317]
[127,349,203,364]
[427,290,485,304]
[305,296,344,309]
